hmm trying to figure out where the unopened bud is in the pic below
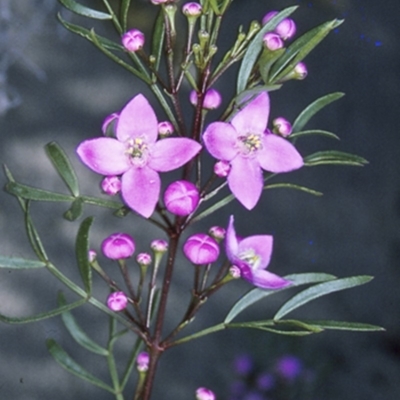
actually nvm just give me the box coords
[214,160,230,177]
[272,117,292,137]
[107,291,128,312]
[183,234,220,265]
[182,2,202,17]
[190,88,222,110]
[164,180,200,216]
[136,252,152,266]
[88,249,97,263]
[208,226,226,241]
[263,32,284,51]
[151,239,168,253]
[102,233,135,260]
[122,29,145,52]
[101,176,121,195]
[158,121,174,137]
[196,387,216,400]
[136,351,150,372]
[229,265,241,279]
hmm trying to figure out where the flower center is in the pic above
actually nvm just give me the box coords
[126,137,149,167]
[237,133,262,156]
[238,249,260,270]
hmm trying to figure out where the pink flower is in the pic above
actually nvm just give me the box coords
[77,94,201,218]
[203,93,303,210]
[164,180,200,216]
[183,233,219,265]
[225,216,291,289]
[122,29,145,52]
[102,233,135,259]
[107,291,128,311]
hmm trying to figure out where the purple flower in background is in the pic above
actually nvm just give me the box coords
[275,355,303,381]
[203,93,303,209]
[77,94,201,218]
[225,216,291,289]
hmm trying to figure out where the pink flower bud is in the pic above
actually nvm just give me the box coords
[275,18,296,40]
[101,176,121,195]
[136,252,152,266]
[183,234,219,265]
[102,233,135,260]
[164,180,200,216]
[208,226,226,241]
[214,160,231,177]
[190,89,222,110]
[263,32,284,51]
[137,351,150,372]
[182,2,202,17]
[102,112,119,135]
[158,121,174,137]
[272,117,292,137]
[122,29,145,52]
[88,249,97,262]
[107,291,128,311]
[261,11,278,25]
[229,265,241,279]
[294,62,308,80]
[151,0,168,4]
[151,239,168,253]
[196,387,216,400]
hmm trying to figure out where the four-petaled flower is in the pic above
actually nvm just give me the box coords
[203,92,303,210]
[77,94,201,218]
[225,215,291,289]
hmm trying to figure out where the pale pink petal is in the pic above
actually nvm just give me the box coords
[203,122,238,161]
[149,138,201,172]
[246,269,292,289]
[231,93,270,135]
[225,215,239,261]
[77,138,130,175]
[258,133,303,173]
[121,166,160,218]
[228,156,263,210]
[116,94,158,143]
[238,234,273,270]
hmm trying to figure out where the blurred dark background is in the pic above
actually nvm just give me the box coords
[1,0,399,399]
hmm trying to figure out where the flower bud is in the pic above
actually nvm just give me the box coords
[275,355,302,381]
[151,239,168,253]
[263,32,284,51]
[183,234,219,265]
[272,117,292,137]
[122,29,145,52]
[190,89,222,110]
[102,233,135,260]
[151,0,168,5]
[208,226,226,241]
[229,265,241,279]
[136,351,150,372]
[196,387,216,400]
[107,291,128,311]
[101,176,121,195]
[262,10,278,25]
[294,62,308,80]
[214,160,230,177]
[275,18,296,40]
[158,121,174,137]
[88,249,97,263]
[182,2,202,17]
[164,180,200,216]
[102,112,119,136]
[137,252,152,266]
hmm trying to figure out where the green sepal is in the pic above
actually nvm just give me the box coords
[151,9,165,71]
[304,150,368,167]
[45,142,79,197]
[46,338,115,393]
[75,217,94,294]
[6,181,74,202]
[292,92,345,133]
[58,0,112,20]
[58,292,109,356]
[64,197,84,221]
[274,275,373,320]
[269,19,344,83]
[0,256,46,269]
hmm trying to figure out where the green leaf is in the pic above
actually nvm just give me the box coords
[227,321,314,336]
[75,217,94,294]
[224,273,336,323]
[292,92,345,133]
[265,183,323,196]
[58,292,109,356]
[6,181,74,202]
[151,9,165,71]
[235,84,282,106]
[269,19,344,83]
[0,299,86,324]
[45,142,79,197]
[120,0,131,32]
[303,320,385,332]
[0,256,46,269]
[236,6,298,94]
[58,0,112,20]
[64,198,84,221]
[304,150,368,167]
[289,129,340,140]
[24,201,48,262]
[46,339,115,393]
[274,275,374,320]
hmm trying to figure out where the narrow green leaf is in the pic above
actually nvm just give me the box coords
[304,320,385,332]
[304,150,368,167]
[236,6,298,94]
[45,142,79,197]
[235,84,282,106]
[0,299,86,324]
[6,181,74,202]
[24,201,48,262]
[58,293,108,356]
[265,183,323,196]
[274,275,374,320]
[224,273,336,323]
[289,130,340,140]
[208,0,220,14]
[0,256,46,269]
[75,217,94,294]
[227,321,314,336]
[64,198,84,221]
[46,339,115,393]
[269,19,344,83]
[151,9,165,71]
[292,92,345,133]
[120,0,131,32]
[59,0,112,20]
[274,319,323,333]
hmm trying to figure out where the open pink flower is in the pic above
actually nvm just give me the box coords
[203,92,303,209]
[77,94,201,218]
[225,215,291,289]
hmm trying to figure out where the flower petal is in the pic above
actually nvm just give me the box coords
[231,93,270,135]
[244,269,292,289]
[203,122,238,161]
[121,166,160,218]
[225,215,239,262]
[148,138,201,172]
[228,156,263,210]
[238,234,273,270]
[258,133,303,173]
[77,137,130,175]
[116,94,158,143]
